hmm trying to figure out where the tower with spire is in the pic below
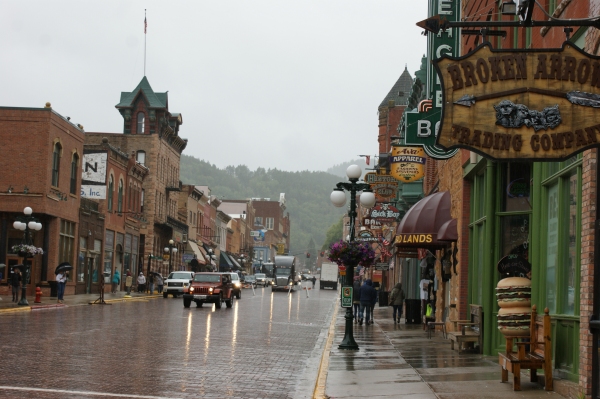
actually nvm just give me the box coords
[378,65,413,154]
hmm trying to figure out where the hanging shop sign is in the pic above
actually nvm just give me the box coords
[81,151,108,199]
[356,229,378,242]
[434,42,600,161]
[368,203,401,222]
[364,172,399,201]
[390,146,426,183]
[398,0,459,160]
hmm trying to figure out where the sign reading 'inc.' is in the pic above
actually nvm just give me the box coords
[434,43,600,161]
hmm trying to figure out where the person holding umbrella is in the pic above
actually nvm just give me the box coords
[10,268,21,302]
[154,273,164,294]
[56,270,67,303]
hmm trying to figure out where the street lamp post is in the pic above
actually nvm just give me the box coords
[164,239,178,275]
[330,165,376,350]
[13,207,43,307]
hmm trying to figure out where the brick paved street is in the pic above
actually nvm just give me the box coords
[0,283,336,399]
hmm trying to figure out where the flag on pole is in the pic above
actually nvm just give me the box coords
[144,16,147,34]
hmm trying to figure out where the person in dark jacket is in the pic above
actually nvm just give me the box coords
[352,277,361,323]
[358,279,377,325]
[389,282,406,323]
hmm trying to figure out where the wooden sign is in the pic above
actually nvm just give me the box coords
[390,146,426,182]
[434,42,600,160]
[364,172,399,201]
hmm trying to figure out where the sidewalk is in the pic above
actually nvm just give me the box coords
[0,291,161,312]
[320,305,575,399]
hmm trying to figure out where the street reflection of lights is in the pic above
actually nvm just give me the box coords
[183,312,193,367]
[230,298,239,368]
[204,313,212,364]
[288,291,292,322]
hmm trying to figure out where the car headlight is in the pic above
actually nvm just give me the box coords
[234,282,241,288]
[209,287,213,293]
[289,281,293,286]
[189,287,194,293]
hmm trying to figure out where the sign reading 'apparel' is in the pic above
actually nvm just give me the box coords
[434,42,600,161]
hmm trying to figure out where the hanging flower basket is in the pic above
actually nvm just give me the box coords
[327,240,375,268]
[12,244,44,256]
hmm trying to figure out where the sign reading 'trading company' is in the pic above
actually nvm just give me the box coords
[434,42,600,161]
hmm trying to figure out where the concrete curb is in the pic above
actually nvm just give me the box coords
[313,299,339,399]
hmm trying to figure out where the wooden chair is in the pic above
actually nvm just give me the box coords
[447,304,483,354]
[498,305,553,391]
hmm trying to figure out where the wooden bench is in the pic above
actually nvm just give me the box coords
[447,304,483,354]
[498,305,553,391]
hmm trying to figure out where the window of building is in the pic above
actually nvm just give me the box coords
[118,179,123,213]
[52,142,62,187]
[59,220,76,267]
[70,153,79,195]
[105,230,114,281]
[137,112,145,134]
[78,237,87,283]
[136,150,146,165]
[265,217,274,230]
[254,217,263,226]
[108,175,114,211]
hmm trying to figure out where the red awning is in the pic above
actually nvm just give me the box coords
[394,191,457,249]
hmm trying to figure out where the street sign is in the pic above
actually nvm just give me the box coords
[375,262,389,271]
[341,286,353,308]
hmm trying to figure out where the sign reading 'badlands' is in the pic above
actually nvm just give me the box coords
[433,42,600,160]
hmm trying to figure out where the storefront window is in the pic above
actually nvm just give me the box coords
[500,215,530,259]
[546,183,559,313]
[501,162,531,212]
[562,170,578,315]
[78,237,86,283]
[93,239,101,283]
[105,230,114,282]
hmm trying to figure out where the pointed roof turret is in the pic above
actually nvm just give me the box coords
[380,65,413,107]
[116,76,168,110]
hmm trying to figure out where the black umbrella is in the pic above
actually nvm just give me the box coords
[150,271,162,277]
[55,262,73,275]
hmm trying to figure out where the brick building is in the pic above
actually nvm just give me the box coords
[251,196,291,263]
[0,104,84,298]
[86,76,188,277]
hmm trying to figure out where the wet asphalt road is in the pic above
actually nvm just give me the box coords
[0,283,337,399]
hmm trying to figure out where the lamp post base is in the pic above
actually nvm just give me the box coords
[338,307,359,350]
[17,288,29,306]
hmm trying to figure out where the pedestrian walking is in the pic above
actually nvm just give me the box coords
[148,272,154,294]
[10,268,21,302]
[112,270,120,293]
[352,276,361,323]
[125,270,133,295]
[389,282,406,323]
[358,279,377,325]
[155,274,164,294]
[56,271,67,303]
[311,276,316,288]
[137,272,146,293]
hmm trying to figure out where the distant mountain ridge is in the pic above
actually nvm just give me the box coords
[180,154,351,253]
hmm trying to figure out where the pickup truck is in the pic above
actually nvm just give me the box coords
[182,272,235,309]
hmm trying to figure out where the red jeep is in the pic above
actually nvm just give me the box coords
[183,272,235,309]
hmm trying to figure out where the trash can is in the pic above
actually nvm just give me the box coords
[405,299,421,324]
[379,291,389,307]
[48,281,57,297]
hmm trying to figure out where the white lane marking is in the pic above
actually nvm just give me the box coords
[0,386,181,399]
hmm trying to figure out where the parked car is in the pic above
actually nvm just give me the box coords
[183,272,235,309]
[243,275,256,287]
[163,271,195,298]
[254,273,268,287]
[225,272,242,299]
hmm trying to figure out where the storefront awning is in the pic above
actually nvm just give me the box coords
[220,252,234,270]
[394,191,457,250]
[187,241,206,265]
[229,255,243,270]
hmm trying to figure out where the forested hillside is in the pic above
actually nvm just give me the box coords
[180,154,347,253]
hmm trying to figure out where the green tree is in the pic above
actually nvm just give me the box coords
[322,216,344,251]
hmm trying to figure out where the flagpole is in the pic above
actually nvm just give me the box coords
[144,9,147,76]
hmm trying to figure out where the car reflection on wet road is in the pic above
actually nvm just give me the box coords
[0,282,335,399]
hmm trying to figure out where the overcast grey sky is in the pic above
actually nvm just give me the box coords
[2,1,427,172]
